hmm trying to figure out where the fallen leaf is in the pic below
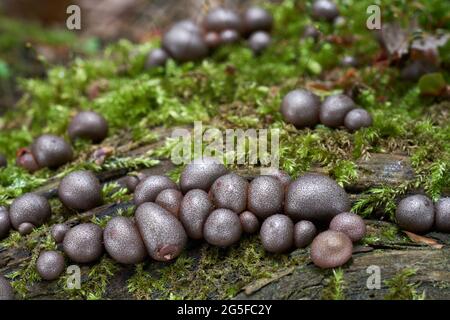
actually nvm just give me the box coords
[403,231,444,249]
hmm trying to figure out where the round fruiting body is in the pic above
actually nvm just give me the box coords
[155,189,183,218]
[36,250,65,281]
[260,214,294,253]
[285,173,351,223]
[294,220,317,248]
[51,223,70,243]
[179,189,213,239]
[16,148,40,173]
[18,222,34,235]
[135,202,187,261]
[0,207,11,239]
[341,55,358,67]
[0,154,6,168]
[248,31,271,54]
[116,175,140,193]
[319,94,355,128]
[220,29,240,44]
[9,193,51,230]
[310,230,353,268]
[162,25,208,62]
[395,195,434,234]
[400,60,437,81]
[134,175,178,206]
[243,6,273,34]
[344,108,373,131]
[210,173,249,213]
[248,176,283,219]
[63,223,103,263]
[302,25,321,41]
[0,275,14,300]
[311,0,340,22]
[329,212,366,242]
[262,168,292,189]
[104,217,147,264]
[145,48,169,68]
[204,32,221,48]
[435,197,450,232]
[204,7,241,33]
[68,111,108,143]
[239,211,260,234]
[31,134,73,168]
[58,170,102,211]
[180,157,227,194]
[280,89,321,128]
[172,19,202,34]
[203,209,242,247]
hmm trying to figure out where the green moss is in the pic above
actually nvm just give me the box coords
[384,268,426,300]
[322,268,346,300]
[127,236,304,300]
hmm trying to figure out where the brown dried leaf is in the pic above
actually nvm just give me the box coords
[403,231,444,249]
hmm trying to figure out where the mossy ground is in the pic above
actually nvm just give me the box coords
[0,0,449,299]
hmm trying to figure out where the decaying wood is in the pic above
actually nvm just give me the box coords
[0,131,449,300]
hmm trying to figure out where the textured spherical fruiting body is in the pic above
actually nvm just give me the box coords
[329,212,366,242]
[116,175,140,193]
[319,94,355,128]
[311,0,340,22]
[239,211,260,234]
[179,189,213,239]
[9,193,51,230]
[63,223,103,263]
[435,197,450,232]
[294,220,317,248]
[31,134,73,168]
[162,26,208,62]
[203,209,242,247]
[134,175,178,206]
[310,230,353,268]
[0,154,6,168]
[243,6,273,34]
[260,214,294,253]
[395,195,435,234]
[0,207,11,239]
[18,222,34,235]
[104,217,147,264]
[145,48,169,68]
[58,170,102,211]
[172,19,202,34]
[248,31,271,54]
[210,173,249,213]
[302,25,321,41]
[36,250,65,281]
[135,202,187,261]
[180,157,227,194]
[341,55,358,67]
[155,189,183,218]
[68,111,108,143]
[262,168,292,189]
[285,173,351,223]
[204,32,221,48]
[51,223,70,243]
[0,275,14,300]
[344,108,373,131]
[16,148,40,173]
[204,7,242,33]
[248,176,283,219]
[220,29,240,44]
[280,89,321,128]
